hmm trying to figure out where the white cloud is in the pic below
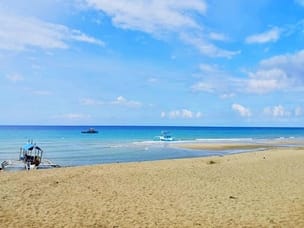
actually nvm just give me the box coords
[192,82,215,93]
[161,109,202,119]
[0,12,104,51]
[263,105,303,118]
[80,96,141,108]
[53,113,91,120]
[208,32,228,41]
[245,50,304,94]
[6,73,24,82]
[245,27,281,44]
[85,0,239,58]
[191,64,241,95]
[192,50,304,95]
[246,69,288,94]
[70,31,105,46]
[199,63,217,72]
[260,50,304,78]
[180,33,240,58]
[232,104,251,117]
[263,105,290,117]
[112,96,142,108]
[85,0,207,34]
[220,93,235,99]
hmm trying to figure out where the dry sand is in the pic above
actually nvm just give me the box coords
[1,146,304,227]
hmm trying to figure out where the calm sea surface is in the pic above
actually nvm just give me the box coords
[0,126,303,167]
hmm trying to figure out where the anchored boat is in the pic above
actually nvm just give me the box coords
[155,131,174,141]
[19,141,43,170]
[1,141,59,171]
[81,128,98,134]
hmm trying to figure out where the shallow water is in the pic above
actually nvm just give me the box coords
[0,126,303,167]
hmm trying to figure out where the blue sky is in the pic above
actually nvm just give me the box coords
[1,0,304,126]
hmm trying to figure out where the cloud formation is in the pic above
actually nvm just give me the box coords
[208,32,228,41]
[246,69,287,94]
[246,49,304,93]
[192,49,304,96]
[263,105,290,118]
[0,12,104,51]
[80,96,141,108]
[161,109,202,119]
[112,96,142,108]
[245,27,281,44]
[191,64,241,95]
[85,0,238,58]
[85,0,207,34]
[181,34,239,58]
[232,104,251,117]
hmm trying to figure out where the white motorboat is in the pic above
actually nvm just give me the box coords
[156,131,174,141]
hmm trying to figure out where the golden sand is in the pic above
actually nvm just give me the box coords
[1,147,304,227]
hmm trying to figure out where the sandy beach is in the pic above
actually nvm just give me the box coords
[1,146,304,227]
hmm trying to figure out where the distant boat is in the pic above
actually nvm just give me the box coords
[81,128,98,134]
[155,131,174,141]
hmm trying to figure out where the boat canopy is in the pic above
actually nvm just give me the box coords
[21,143,43,151]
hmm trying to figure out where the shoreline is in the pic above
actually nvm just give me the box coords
[3,139,304,171]
[1,146,304,227]
[172,137,304,151]
[1,134,304,168]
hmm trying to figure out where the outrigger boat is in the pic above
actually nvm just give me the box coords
[1,141,59,171]
[19,141,43,170]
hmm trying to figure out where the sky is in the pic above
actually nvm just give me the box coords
[1,0,304,126]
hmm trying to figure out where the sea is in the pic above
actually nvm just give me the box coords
[0,126,303,167]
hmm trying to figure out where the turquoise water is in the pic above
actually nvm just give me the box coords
[0,126,303,167]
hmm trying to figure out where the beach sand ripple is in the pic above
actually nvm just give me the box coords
[1,147,304,227]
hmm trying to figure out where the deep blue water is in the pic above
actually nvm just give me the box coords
[0,126,303,167]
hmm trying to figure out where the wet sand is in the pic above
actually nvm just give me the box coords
[1,146,304,227]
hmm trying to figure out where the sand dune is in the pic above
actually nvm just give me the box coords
[1,147,304,227]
